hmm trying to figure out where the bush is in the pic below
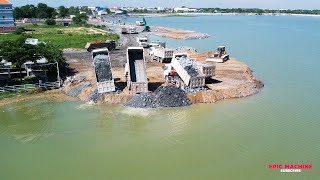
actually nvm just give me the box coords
[14,27,26,35]
[45,19,56,26]
[23,76,42,84]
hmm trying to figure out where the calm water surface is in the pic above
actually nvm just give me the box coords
[1,16,320,179]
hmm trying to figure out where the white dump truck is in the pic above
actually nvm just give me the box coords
[136,21,145,26]
[129,27,137,34]
[163,53,215,90]
[125,47,148,93]
[150,47,174,63]
[136,37,149,48]
[92,48,116,93]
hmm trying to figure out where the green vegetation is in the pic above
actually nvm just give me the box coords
[13,3,56,19]
[72,13,88,25]
[0,92,18,100]
[0,25,119,49]
[45,19,56,26]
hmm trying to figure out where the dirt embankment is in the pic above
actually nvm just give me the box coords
[60,48,263,106]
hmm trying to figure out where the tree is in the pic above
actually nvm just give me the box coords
[58,6,69,18]
[0,36,66,82]
[36,3,55,18]
[72,13,88,25]
[45,18,56,25]
[69,6,80,15]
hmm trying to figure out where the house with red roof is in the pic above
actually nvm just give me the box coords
[0,0,15,32]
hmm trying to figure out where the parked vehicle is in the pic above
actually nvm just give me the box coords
[150,47,174,63]
[136,37,149,48]
[125,47,148,93]
[121,27,128,34]
[129,27,137,34]
[92,48,116,93]
[136,21,145,26]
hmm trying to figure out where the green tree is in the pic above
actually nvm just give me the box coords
[0,36,66,82]
[69,6,80,15]
[58,6,69,18]
[72,13,88,25]
[45,18,56,25]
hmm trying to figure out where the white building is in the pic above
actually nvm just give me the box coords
[174,7,198,12]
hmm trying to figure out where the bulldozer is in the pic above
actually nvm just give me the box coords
[206,46,230,63]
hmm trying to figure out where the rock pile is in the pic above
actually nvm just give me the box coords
[125,85,190,108]
[67,81,91,97]
[93,55,113,82]
[176,57,199,77]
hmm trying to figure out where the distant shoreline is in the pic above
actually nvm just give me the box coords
[129,13,320,18]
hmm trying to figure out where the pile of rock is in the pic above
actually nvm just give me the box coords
[93,55,113,82]
[125,85,190,108]
[67,81,91,97]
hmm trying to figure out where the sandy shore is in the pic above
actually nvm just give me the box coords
[89,19,210,40]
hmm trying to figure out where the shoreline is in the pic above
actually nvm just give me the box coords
[0,19,264,107]
[129,12,320,18]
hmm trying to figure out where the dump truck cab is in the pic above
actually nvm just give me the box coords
[137,37,149,48]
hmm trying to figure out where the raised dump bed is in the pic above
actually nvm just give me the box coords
[92,49,115,93]
[150,47,174,63]
[196,62,215,77]
[164,53,206,89]
[125,47,148,93]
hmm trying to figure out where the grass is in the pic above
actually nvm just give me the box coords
[0,25,119,49]
[0,92,18,100]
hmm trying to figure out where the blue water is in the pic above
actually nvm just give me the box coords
[1,16,320,179]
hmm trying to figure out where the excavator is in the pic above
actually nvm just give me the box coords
[142,17,150,32]
[206,46,230,63]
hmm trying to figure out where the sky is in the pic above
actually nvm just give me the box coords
[9,0,320,9]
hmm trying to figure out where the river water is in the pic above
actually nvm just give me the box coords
[1,16,320,179]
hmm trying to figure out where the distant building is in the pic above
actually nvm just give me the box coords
[174,7,198,12]
[0,0,15,32]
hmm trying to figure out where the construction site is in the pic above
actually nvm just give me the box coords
[62,19,264,108]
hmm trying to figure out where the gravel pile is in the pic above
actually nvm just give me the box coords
[67,81,91,97]
[176,57,199,77]
[125,85,190,108]
[184,86,210,93]
[88,89,100,103]
[93,55,113,82]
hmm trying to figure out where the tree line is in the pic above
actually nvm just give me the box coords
[13,4,91,19]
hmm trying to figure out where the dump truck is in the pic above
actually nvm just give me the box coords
[136,37,149,48]
[163,53,206,90]
[121,27,128,34]
[86,40,116,52]
[196,62,215,77]
[92,48,116,93]
[150,47,174,63]
[206,46,229,63]
[125,47,148,93]
[149,41,166,48]
[136,21,145,26]
[121,27,137,34]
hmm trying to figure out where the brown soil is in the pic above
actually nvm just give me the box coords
[153,27,209,40]
[60,48,263,105]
